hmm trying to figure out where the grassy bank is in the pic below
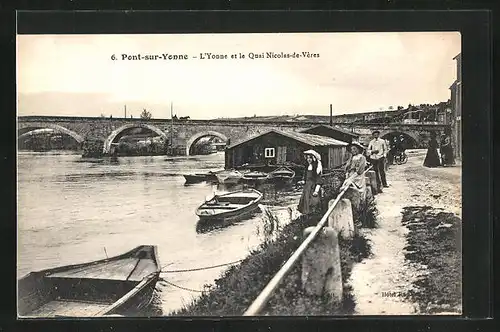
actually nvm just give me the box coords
[168,173,377,316]
[402,206,462,314]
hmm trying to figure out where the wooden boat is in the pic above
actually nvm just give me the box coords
[268,166,296,184]
[18,245,161,318]
[241,171,269,185]
[214,170,244,185]
[196,188,263,223]
[183,171,218,184]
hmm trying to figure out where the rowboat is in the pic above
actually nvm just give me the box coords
[183,171,218,184]
[18,245,161,318]
[241,171,269,185]
[268,166,296,185]
[196,188,263,223]
[214,170,244,185]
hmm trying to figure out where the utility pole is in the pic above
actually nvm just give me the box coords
[124,105,127,119]
[170,102,174,155]
[329,104,333,126]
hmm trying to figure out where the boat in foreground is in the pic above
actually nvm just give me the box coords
[268,166,296,184]
[196,188,263,224]
[18,245,161,318]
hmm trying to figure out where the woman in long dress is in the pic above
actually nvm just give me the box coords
[341,142,367,197]
[424,132,441,167]
[297,150,323,215]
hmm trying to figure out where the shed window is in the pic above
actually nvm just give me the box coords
[264,148,275,158]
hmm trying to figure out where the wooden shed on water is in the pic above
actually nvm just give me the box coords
[224,129,349,171]
[300,124,360,143]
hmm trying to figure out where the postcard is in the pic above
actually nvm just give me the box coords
[16,31,462,317]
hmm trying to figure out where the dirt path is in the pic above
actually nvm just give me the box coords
[348,150,461,315]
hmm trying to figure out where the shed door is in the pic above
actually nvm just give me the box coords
[276,146,287,164]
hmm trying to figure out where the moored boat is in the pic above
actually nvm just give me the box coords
[241,170,269,185]
[214,170,244,185]
[18,245,161,318]
[268,166,296,184]
[183,171,219,184]
[183,174,206,184]
[196,188,263,223]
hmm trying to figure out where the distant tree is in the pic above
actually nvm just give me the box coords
[100,113,106,118]
[397,106,404,110]
[140,109,152,119]
[388,106,394,110]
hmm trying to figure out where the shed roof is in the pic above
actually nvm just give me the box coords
[300,124,360,137]
[227,129,349,150]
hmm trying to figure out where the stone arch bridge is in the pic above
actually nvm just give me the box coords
[18,116,449,155]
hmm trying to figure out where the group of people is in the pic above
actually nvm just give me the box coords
[296,129,456,216]
[297,130,390,216]
[423,131,455,168]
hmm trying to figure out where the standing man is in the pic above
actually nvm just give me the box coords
[367,130,389,193]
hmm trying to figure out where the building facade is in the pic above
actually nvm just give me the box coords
[224,129,348,171]
[449,53,462,159]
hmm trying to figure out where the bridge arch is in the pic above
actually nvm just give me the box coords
[18,124,84,143]
[379,130,419,149]
[186,131,228,156]
[103,123,167,154]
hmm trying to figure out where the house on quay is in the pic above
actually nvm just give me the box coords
[224,129,349,171]
[300,124,360,144]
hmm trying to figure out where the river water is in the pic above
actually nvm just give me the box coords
[17,151,299,315]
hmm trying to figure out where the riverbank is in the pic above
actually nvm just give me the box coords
[168,214,372,316]
[168,172,376,316]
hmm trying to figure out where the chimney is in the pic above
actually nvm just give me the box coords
[329,104,333,126]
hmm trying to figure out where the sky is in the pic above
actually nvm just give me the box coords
[17,32,461,119]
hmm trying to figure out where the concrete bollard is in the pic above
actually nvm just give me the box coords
[366,170,378,194]
[328,198,355,239]
[365,184,373,204]
[346,187,362,212]
[301,226,343,303]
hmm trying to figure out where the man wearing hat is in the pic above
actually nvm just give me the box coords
[367,130,389,193]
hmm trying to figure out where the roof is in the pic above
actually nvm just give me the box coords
[453,53,461,60]
[300,124,360,137]
[227,129,349,150]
